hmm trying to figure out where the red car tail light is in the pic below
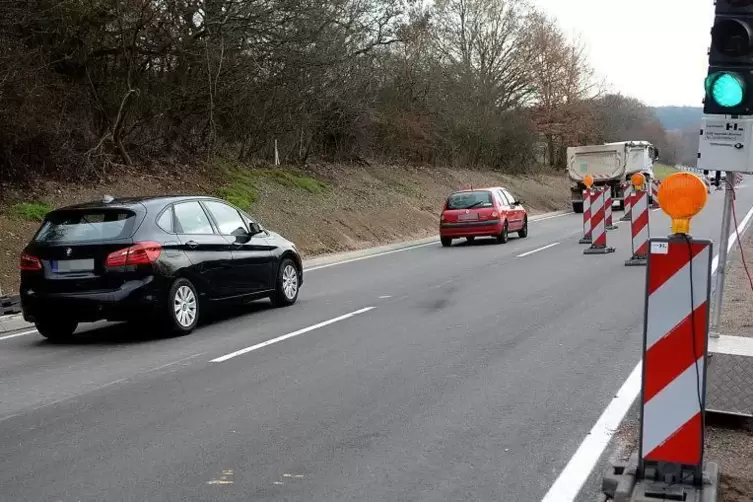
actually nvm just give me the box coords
[492,211,499,218]
[20,252,42,271]
[105,241,162,267]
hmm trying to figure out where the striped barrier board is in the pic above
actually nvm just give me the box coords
[625,191,649,266]
[639,236,712,484]
[604,189,617,230]
[621,184,633,222]
[583,188,614,254]
[579,189,592,244]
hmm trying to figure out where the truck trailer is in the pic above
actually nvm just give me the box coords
[567,140,659,213]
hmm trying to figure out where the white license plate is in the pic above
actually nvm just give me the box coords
[458,213,479,221]
[52,259,95,272]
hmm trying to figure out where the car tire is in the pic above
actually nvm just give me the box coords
[271,258,300,307]
[165,278,200,335]
[518,218,528,238]
[36,318,78,342]
[466,236,475,243]
[441,237,452,247]
[496,222,509,244]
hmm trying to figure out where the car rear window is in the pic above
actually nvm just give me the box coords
[35,209,138,244]
[446,191,493,210]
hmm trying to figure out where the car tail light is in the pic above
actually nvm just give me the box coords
[105,241,162,267]
[441,213,447,221]
[20,252,42,271]
[492,211,499,218]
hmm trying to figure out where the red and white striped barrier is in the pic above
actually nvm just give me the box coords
[604,188,617,230]
[583,188,614,254]
[621,184,633,222]
[579,189,592,244]
[625,190,649,266]
[650,179,660,208]
[639,236,712,483]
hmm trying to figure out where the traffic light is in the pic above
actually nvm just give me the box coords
[704,1,753,115]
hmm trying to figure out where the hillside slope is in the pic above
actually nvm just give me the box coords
[0,163,571,295]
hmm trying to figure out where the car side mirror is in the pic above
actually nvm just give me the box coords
[249,222,262,235]
[514,200,524,206]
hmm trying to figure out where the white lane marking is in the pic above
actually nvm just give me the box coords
[516,242,560,258]
[210,307,376,363]
[305,212,573,272]
[378,295,392,299]
[0,329,38,341]
[540,363,642,502]
[306,244,437,271]
[540,202,753,502]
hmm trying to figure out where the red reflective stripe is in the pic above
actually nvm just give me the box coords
[644,413,703,465]
[646,241,707,296]
[643,304,707,402]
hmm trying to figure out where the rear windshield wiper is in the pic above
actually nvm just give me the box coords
[463,201,486,209]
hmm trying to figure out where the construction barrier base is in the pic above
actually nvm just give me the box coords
[606,224,618,230]
[620,214,631,222]
[602,453,720,502]
[583,246,615,255]
[624,256,647,267]
[578,236,592,244]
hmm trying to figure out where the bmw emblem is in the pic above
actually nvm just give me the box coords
[65,248,72,257]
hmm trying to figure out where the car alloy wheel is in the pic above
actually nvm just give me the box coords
[282,263,299,300]
[272,258,300,307]
[173,284,197,328]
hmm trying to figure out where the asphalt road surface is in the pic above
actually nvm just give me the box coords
[1,185,751,502]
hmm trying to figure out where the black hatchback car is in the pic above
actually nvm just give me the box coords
[19,195,303,340]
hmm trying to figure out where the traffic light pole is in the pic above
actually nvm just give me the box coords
[710,171,735,338]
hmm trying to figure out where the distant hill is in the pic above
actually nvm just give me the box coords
[651,106,702,131]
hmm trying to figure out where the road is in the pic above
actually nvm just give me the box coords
[1,185,750,502]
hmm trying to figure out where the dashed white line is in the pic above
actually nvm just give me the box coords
[516,242,560,258]
[0,329,38,341]
[540,201,753,502]
[210,307,376,363]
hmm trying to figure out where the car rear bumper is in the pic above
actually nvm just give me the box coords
[440,219,503,238]
[21,276,163,323]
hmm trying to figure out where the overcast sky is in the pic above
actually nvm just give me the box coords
[532,0,714,107]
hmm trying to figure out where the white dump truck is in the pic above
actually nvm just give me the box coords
[567,140,659,213]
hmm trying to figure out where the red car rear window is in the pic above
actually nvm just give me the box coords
[446,191,493,210]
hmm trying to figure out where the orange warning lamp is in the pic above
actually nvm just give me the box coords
[584,175,594,189]
[658,172,707,235]
[631,173,646,190]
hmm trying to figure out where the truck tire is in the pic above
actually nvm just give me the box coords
[572,202,583,214]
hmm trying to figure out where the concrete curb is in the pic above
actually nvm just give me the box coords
[0,209,573,336]
[0,314,31,335]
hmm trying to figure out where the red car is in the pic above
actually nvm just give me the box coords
[439,187,528,246]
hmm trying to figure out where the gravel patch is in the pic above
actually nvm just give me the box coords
[719,228,753,338]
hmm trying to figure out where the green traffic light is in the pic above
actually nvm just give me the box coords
[707,72,745,108]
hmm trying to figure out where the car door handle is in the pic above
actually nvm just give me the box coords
[186,240,199,249]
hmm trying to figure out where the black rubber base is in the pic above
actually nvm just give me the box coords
[606,224,618,230]
[578,237,592,244]
[625,257,647,266]
[584,246,615,255]
[620,215,631,222]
